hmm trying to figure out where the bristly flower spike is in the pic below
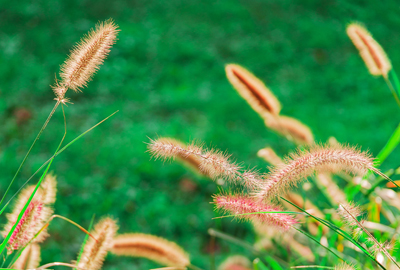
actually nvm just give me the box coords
[225,64,281,116]
[148,138,263,190]
[257,144,377,200]
[12,243,41,269]
[54,19,119,102]
[2,175,57,254]
[347,23,391,78]
[213,193,297,231]
[77,217,118,270]
[110,233,190,267]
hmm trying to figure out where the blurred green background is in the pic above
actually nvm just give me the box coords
[1,0,400,268]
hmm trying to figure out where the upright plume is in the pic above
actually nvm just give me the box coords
[347,23,391,78]
[53,19,119,102]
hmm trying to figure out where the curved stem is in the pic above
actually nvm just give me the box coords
[0,101,60,209]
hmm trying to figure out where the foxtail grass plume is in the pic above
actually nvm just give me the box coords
[283,192,327,235]
[257,144,375,200]
[2,175,57,254]
[316,173,346,204]
[347,23,391,78]
[110,233,190,267]
[53,19,119,102]
[257,147,283,166]
[213,193,297,230]
[77,217,118,270]
[218,255,252,270]
[255,223,315,262]
[334,263,356,270]
[149,138,263,189]
[151,138,209,177]
[225,64,281,116]
[12,243,41,269]
[265,115,314,145]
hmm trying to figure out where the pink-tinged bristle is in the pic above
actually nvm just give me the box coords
[257,144,375,200]
[213,194,296,231]
[148,138,263,190]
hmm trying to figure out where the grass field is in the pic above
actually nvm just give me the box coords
[1,0,400,268]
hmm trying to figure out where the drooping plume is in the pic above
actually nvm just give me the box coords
[218,255,252,270]
[257,144,375,200]
[12,243,41,269]
[213,193,297,230]
[2,174,57,254]
[77,217,118,270]
[54,19,119,101]
[257,147,283,166]
[148,138,263,190]
[110,233,190,267]
[264,115,314,145]
[347,23,391,78]
[225,64,281,116]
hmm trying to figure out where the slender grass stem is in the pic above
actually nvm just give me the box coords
[0,101,60,211]
[0,111,119,217]
[341,205,400,269]
[36,262,84,269]
[384,76,400,108]
[280,197,387,270]
[208,228,285,268]
[0,103,65,256]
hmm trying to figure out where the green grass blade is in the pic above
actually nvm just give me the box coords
[75,214,95,270]
[0,102,59,212]
[0,110,119,217]
[375,123,400,166]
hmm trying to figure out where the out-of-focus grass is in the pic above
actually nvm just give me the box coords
[1,0,400,268]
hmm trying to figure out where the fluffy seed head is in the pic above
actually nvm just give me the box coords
[316,173,346,204]
[213,193,297,230]
[225,64,281,116]
[148,138,262,189]
[337,202,364,228]
[265,115,314,145]
[2,175,57,254]
[12,243,41,269]
[335,262,356,270]
[218,255,252,270]
[257,144,375,199]
[257,147,283,166]
[77,217,118,270]
[58,19,119,95]
[110,233,190,267]
[347,23,391,78]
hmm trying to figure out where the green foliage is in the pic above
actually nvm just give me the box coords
[1,0,400,269]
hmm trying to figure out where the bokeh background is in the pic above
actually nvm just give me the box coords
[1,0,400,268]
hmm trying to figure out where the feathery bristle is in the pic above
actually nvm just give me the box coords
[283,192,327,235]
[77,217,118,270]
[152,138,207,176]
[110,233,190,267]
[334,262,356,270]
[337,202,364,228]
[225,64,281,116]
[265,115,314,145]
[148,138,262,189]
[58,19,119,95]
[257,147,283,166]
[2,175,57,254]
[316,173,346,204]
[257,144,375,199]
[12,243,41,270]
[347,23,391,78]
[213,193,297,230]
[218,255,252,270]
